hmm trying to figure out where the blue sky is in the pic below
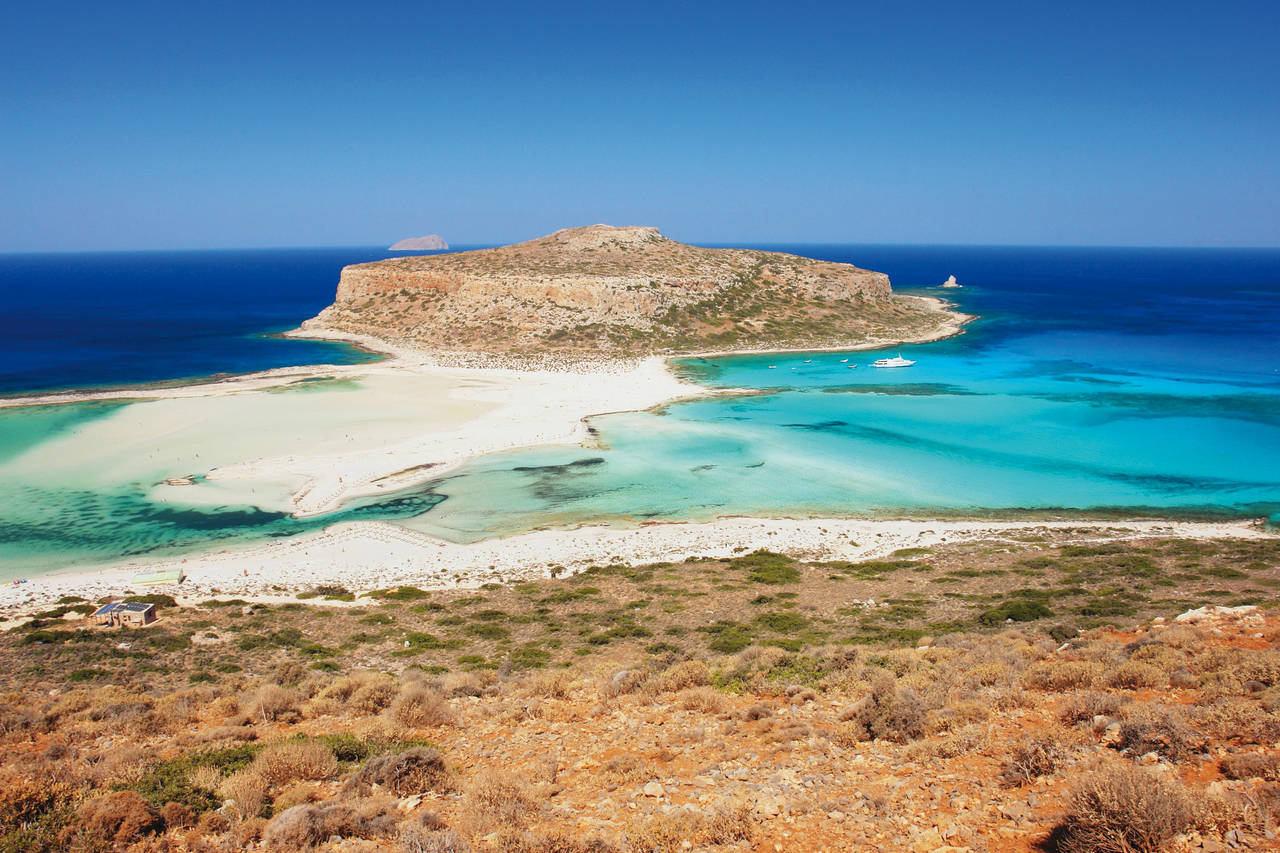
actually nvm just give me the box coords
[2,0,1277,250]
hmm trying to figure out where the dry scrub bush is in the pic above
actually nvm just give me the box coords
[1193,784,1273,836]
[272,780,323,811]
[676,686,729,714]
[308,672,398,717]
[208,695,240,719]
[838,673,929,743]
[763,720,812,745]
[481,827,616,853]
[930,699,989,733]
[271,661,309,686]
[1023,660,1102,691]
[244,684,301,723]
[903,723,989,760]
[1220,751,1280,781]
[71,791,163,846]
[443,672,487,698]
[600,755,656,788]
[261,798,398,849]
[159,801,194,830]
[91,744,150,786]
[1195,647,1280,687]
[600,668,649,699]
[347,677,399,715]
[999,736,1058,786]
[654,660,709,693]
[250,740,337,788]
[156,688,211,727]
[390,685,455,728]
[523,670,574,699]
[1054,764,1190,853]
[1197,697,1280,744]
[622,806,753,853]
[455,772,537,836]
[960,661,1015,689]
[399,827,472,852]
[1116,705,1202,760]
[343,747,452,797]
[225,814,267,847]
[1106,661,1166,690]
[220,768,268,819]
[0,778,73,832]
[1059,691,1128,725]
[186,764,223,795]
[186,724,259,746]
[1127,642,1185,673]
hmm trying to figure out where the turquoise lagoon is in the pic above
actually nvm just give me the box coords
[1,245,1278,575]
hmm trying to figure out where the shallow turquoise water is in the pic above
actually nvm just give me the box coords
[1,245,1278,574]
[403,349,1280,542]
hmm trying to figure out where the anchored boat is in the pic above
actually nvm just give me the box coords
[871,354,916,368]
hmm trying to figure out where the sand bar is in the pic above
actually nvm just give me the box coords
[0,335,700,520]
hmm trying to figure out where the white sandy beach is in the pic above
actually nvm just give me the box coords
[0,333,699,520]
[1,517,1271,619]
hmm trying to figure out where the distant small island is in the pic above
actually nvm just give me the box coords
[389,234,449,251]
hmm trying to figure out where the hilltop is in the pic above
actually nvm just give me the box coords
[303,225,963,357]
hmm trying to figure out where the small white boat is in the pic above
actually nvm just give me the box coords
[848,364,858,369]
[803,359,812,363]
[767,365,776,369]
[840,358,849,363]
[871,354,916,368]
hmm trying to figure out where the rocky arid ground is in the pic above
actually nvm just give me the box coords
[3,531,1280,852]
[304,225,959,357]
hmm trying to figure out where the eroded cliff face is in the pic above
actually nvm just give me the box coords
[305,225,947,356]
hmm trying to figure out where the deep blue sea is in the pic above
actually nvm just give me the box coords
[0,247,408,394]
[0,244,1277,574]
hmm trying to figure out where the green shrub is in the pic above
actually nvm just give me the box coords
[66,668,104,683]
[372,586,432,601]
[508,646,552,669]
[122,594,177,608]
[753,612,810,633]
[735,551,801,585]
[979,600,1053,624]
[129,744,263,813]
[463,624,510,641]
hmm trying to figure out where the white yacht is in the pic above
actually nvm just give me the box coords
[871,354,916,368]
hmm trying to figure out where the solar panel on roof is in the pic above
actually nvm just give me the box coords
[119,602,154,612]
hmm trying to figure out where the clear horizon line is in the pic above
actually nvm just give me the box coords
[4,239,1280,257]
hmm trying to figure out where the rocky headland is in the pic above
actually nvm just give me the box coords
[306,225,965,358]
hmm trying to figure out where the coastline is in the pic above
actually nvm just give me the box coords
[673,293,975,360]
[1,516,1270,622]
